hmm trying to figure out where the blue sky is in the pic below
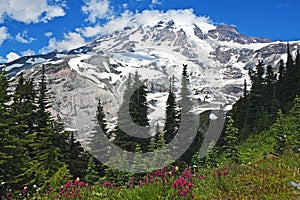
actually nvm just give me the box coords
[0,0,299,63]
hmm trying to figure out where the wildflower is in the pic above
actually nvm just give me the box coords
[22,186,27,193]
[78,181,85,187]
[33,184,37,188]
[175,166,179,172]
[74,178,80,184]
[218,168,222,177]
[148,174,153,182]
[65,180,72,188]
[172,181,177,189]
[182,188,189,196]
[171,193,175,198]
[103,181,111,187]
[223,169,227,176]
[143,176,148,184]
[191,194,195,198]
[139,180,143,187]
[188,183,193,189]
[1,182,5,186]
[48,187,53,192]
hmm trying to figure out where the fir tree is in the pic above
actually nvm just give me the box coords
[64,131,89,179]
[177,64,203,164]
[278,59,285,82]
[163,79,179,144]
[85,156,100,184]
[273,110,287,155]
[114,73,150,152]
[130,71,149,127]
[243,79,248,98]
[96,98,109,137]
[0,70,30,190]
[223,118,240,163]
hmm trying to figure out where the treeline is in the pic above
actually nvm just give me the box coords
[0,66,90,195]
[229,44,300,141]
[1,43,299,194]
[208,44,300,165]
[89,64,204,185]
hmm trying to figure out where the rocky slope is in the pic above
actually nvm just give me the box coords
[1,19,299,146]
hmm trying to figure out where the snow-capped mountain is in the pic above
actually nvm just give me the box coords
[1,19,300,145]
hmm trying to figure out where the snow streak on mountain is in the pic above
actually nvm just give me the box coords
[1,14,299,145]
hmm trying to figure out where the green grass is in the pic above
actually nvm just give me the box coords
[15,153,299,200]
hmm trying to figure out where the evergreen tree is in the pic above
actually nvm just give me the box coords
[11,73,36,135]
[177,64,203,164]
[114,74,137,151]
[130,71,149,127]
[0,70,30,191]
[295,50,300,96]
[243,79,248,98]
[46,165,72,191]
[27,65,66,188]
[114,73,150,152]
[202,140,219,168]
[35,65,51,129]
[273,110,287,155]
[286,97,300,151]
[286,43,294,71]
[281,43,298,105]
[278,59,285,82]
[163,79,179,144]
[85,156,100,184]
[223,118,240,163]
[96,98,109,137]
[64,131,89,179]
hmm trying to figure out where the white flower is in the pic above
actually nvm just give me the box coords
[33,184,37,188]
[1,182,5,185]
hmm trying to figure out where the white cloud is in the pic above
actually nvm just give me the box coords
[0,26,9,45]
[97,9,214,35]
[45,32,53,37]
[6,52,20,62]
[21,49,35,56]
[150,0,162,9]
[0,0,66,24]
[276,3,290,8]
[41,32,86,53]
[76,25,102,37]
[82,0,110,23]
[16,31,36,43]
[40,9,214,55]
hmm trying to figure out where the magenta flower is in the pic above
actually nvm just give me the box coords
[139,180,143,187]
[65,180,72,188]
[103,181,111,187]
[182,188,189,196]
[78,181,85,187]
[218,168,222,177]
[224,168,228,176]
